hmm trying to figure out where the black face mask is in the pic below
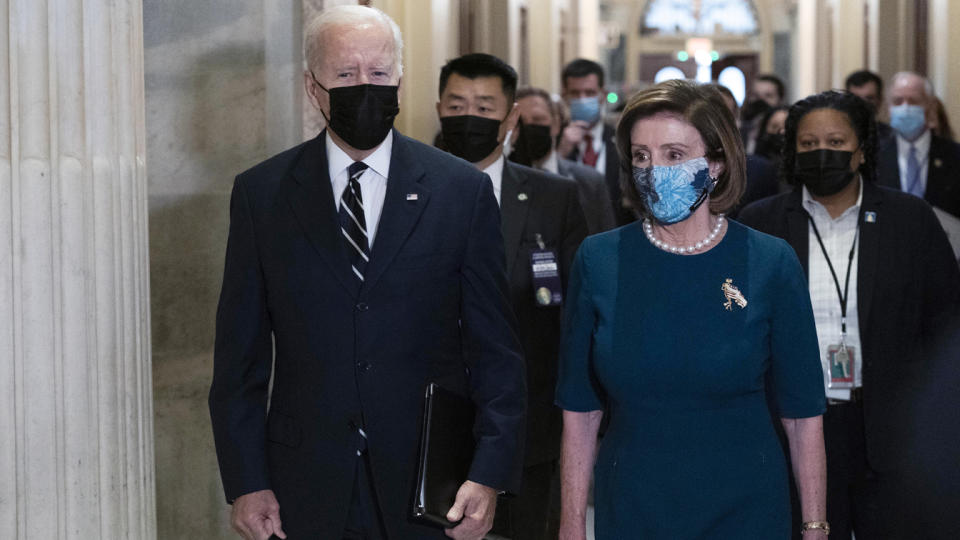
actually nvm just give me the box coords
[440,115,502,163]
[313,74,399,150]
[794,149,857,196]
[755,132,785,160]
[510,123,554,167]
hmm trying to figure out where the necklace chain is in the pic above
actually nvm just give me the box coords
[643,215,725,254]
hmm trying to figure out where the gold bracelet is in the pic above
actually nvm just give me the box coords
[801,521,830,535]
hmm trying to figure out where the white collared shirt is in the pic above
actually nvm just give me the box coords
[482,154,505,206]
[896,129,931,195]
[576,120,606,174]
[802,182,864,400]
[327,131,392,247]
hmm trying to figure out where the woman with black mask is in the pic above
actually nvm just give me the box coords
[739,90,960,540]
[754,105,790,164]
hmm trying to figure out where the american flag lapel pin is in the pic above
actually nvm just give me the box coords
[406,193,418,201]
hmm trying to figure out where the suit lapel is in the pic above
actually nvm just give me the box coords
[500,162,530,277]
[361,132,431,293]
[784,190,810,276]
[925,136,957,205]
[876,136,900,190]
[286,132,359,297]
[856,182,882,334]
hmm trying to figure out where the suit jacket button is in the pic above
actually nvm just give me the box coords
[356,302,369,312]
[358,362,371,372]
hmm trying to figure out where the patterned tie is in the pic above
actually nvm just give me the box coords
[582,133,599,167]
[906,144,923,196]
[340,162,370,282]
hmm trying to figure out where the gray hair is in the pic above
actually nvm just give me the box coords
[303,5,404,77]
[890,71,934,98]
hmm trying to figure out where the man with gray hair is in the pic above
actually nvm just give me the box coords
[209,6,526,539]
[877,71,960,217]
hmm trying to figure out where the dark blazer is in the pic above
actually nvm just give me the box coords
[565,123,633,226]
[876,133,960,217]
[209,130,526,539]
[729,154,781,218]
[501,161,587,466]
[556,156,616,234]
[738,182,960,471]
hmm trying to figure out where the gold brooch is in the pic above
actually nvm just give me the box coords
[722,278,747,310]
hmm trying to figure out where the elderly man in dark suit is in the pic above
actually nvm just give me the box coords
[877,71,960,217]
[510,86,616,235]
[436,53,587,540]
[209,7,526,540]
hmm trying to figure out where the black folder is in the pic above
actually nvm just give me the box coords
[412,383,476,528]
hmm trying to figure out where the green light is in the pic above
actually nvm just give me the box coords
[677,51,689,62]
[606,92,618,104]
[710,50,720,61]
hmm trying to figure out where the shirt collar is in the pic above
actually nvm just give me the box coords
[541,149,560,175]
[325,130,394,180]
[482,154,505,204]
[896,128,931,156]
[589,120,605,142]
[801,177,864,222]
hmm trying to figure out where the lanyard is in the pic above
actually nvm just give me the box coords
[806,211,860,340]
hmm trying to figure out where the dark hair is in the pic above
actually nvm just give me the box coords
[758,105,791,135]
[439,53,518,104]
[781,90,878,186]
[615,80,746,219]
[562,58,605,89]
[755,73,785,100]
[844,70,883,95]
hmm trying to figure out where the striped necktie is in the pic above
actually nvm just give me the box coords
[906,144,923,197]
[340,162,370,282]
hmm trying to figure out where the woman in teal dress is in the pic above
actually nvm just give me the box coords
[556,80,828,540]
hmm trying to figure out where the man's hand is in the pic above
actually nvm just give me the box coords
[557,120,592,158]
[444,480,497,540]
[231,489,287,540]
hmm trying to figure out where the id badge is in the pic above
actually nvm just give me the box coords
[826,344,856,389]
[530,249,562,307]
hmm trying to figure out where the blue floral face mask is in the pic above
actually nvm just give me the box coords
[632,156,717,224]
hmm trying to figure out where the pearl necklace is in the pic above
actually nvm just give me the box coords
[644,214,725,254]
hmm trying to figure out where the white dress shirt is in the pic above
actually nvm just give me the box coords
[540,149,560,175]
[327,131,392,247]
[896,129,931,195]
[482,154,505,206]
[576,120,606,174]
[802,183,864,401]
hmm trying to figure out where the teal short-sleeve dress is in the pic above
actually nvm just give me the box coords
[556,220,826,539]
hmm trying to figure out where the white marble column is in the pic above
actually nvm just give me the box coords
[1,1,155,538]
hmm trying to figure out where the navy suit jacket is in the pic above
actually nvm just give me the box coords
[739,182,960,471]
[500,162,587,466]
[209,130,526,538]
[876,133,960,217]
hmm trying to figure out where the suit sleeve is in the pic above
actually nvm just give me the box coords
[460,174,527,494]
[560,182,589,292]
[769,240,827,418]
[208,175,274,503]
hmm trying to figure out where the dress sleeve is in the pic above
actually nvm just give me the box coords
[768,240,827,418]
[556,240,605,412]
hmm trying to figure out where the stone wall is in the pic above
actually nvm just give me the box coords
[144,1,301,537]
